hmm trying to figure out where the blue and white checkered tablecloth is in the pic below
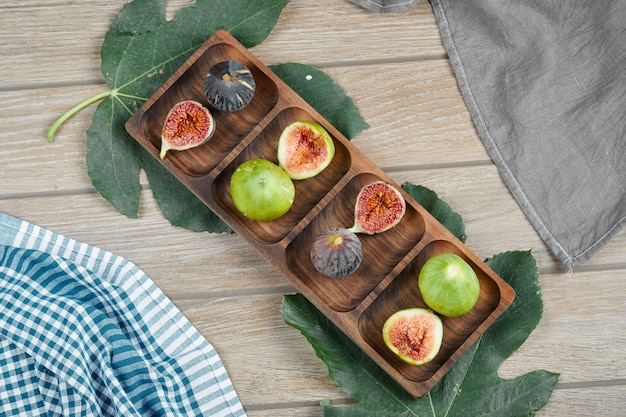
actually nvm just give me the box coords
[0,212,246,416]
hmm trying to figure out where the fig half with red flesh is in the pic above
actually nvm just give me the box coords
[277,120,335,180]
[160,100,215,159]
[382,308,443,366]
[349,181,406,234]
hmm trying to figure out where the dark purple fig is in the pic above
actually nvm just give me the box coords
[160,100,215,159]
[203,60,256,112]
[277,120,335,180]
[310,228,363,278]
[382,308,443,366]
[349,181,406,234]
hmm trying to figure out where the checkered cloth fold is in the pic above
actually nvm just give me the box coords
[0,212,246,417]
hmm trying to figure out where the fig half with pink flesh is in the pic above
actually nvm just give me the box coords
[382,308,443,366]
[277,120,335,180]
[160,100,215,159]
[349,181,406,234]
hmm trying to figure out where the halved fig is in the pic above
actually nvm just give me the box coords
[203,60,256,112]
[160,100,215,159]
[277,120,335,180]
[382,308,443,366]
[349,181,406,234]
[310,228,363,278]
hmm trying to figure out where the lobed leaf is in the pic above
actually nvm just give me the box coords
[86,0,290,220]
[270,63,370,140]
[76,0,370,229]
[283,250,558,416]
[282,183,558,416]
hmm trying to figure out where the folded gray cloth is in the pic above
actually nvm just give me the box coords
[351,0,626,268]
[429,0,626,269]
[348,0,420,14]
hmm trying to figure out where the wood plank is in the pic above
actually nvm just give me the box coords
[3,163,626,290]
[325,60,490,168]
[1,58,485,196]
[246,407,324,417]
[391,165,626,270]
[241,385,626,416]
[498,269,626,383]
[0,1,117,86]
[0,192,287,297]
[0,0,444,87]
[173,281,626,406]
[541,386,626,417]
[0,86,96,196]
[0,181,573,296]
[176,294,344,405]
[252,0,445,65]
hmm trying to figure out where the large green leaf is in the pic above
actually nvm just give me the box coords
[51,0,370,232]
[282,182,558,416]
[283,251,558,416]
[84,0,290,219]
[270,63,370,139]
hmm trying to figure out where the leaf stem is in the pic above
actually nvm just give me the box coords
[47,90,114,143]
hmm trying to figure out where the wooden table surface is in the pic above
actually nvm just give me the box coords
[2,1,626,415]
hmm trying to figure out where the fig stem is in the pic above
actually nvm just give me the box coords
[47,90,114,143]
[348,223,364,234]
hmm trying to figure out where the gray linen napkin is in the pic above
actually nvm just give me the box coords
[430,0,626,269]
[349,0,626,269]
[348,0,420,14]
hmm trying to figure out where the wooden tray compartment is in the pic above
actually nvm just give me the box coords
[286,172,425,312]
[125,30,515,398]
[139,41,279,177]
[359,239,504,382]
[212,106,351,244]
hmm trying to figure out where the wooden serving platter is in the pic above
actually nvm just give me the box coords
[125,30,515,397]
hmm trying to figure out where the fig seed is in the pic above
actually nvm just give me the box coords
[382,308,443,366]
